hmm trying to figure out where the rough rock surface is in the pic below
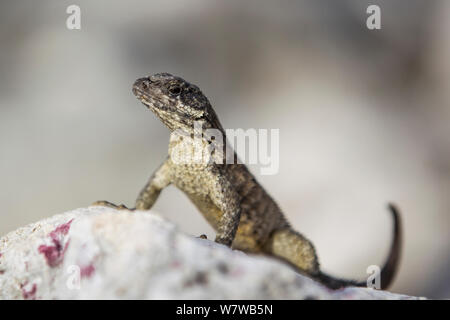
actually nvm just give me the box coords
[0,207,422,300]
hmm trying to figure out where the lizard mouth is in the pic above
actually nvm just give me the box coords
[132,78,164,109]
[132,89,152,108]
[132,85,172,115]
[132,78,151,101]
[131,86,147,103]
[132,80,156,108]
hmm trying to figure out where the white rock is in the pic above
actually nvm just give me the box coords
[0,207,422,300]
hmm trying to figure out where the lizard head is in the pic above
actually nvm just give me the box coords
[132,73,223,133]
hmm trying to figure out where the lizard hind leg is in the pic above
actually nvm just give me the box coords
[92,200,135,211]
[263,228,320,276]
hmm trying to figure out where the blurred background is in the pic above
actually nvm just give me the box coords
[0,0,449,298]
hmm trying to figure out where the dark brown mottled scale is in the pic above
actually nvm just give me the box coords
[219,164,290,252]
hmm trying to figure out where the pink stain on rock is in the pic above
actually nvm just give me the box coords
[80,264,95,278]
[38,219,73,267]
[50,219,73,237]
[21,282,37,300]
[230,266,245,277]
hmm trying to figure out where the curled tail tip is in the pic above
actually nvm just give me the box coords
[387,203,400,221]
[379,202,402,290]
[387,202,401,246]
[387,202,397,214]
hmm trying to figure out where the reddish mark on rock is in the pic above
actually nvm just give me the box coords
[38,242,68,267]
[38,219,73,267]
[230,267,245,277]
[50,219,73,238]
[21,282,37,300]
[80,264,95,278]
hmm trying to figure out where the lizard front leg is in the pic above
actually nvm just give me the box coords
[135,158,171,210]
[93,158,171,211]
[208,172,241,247]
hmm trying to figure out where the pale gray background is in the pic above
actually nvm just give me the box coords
[0,0,449,298]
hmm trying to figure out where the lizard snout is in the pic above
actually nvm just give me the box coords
[132,77,150,96]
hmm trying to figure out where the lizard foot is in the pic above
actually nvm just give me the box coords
[92,200,135,211]
[214,235,232,247]
[197,234,208,239]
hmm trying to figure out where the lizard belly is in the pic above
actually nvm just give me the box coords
[171,164,278,253]
[186,192,222,229]
[185,192,264,253]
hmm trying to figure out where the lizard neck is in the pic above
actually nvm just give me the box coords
[168,130,228,166]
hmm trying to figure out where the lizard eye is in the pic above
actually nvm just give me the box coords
[168,85,181,96]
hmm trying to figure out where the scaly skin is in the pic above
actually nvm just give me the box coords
[94,73,402,289]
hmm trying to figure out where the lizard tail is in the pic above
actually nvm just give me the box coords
[315,203,402,290]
